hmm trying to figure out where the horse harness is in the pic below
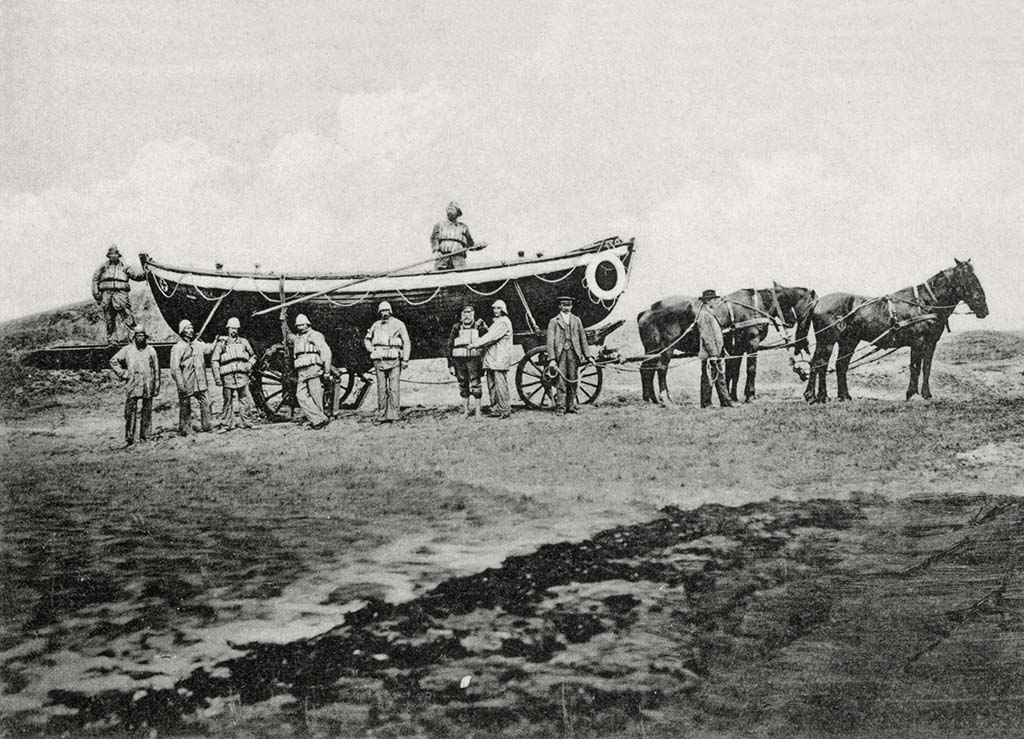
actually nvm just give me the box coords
[884,281,943,334]
[722,289,786,334]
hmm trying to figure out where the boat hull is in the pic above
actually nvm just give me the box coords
[143,237,634,373]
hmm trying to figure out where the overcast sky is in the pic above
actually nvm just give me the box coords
[2,0,1022,328]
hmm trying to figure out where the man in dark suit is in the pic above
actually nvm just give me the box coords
[546,296,592,415]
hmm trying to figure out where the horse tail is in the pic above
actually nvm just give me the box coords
[793,295,816,355]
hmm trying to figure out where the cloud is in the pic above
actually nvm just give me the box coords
[1,79,1022,334]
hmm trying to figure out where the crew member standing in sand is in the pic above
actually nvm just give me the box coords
[292,314,332,430]
[430,201,475,270]
[447,304,487,418]
[546,296,592,415]
[212,317,256,432]
[92,244,146,344]
[365,301,411,423]
[473,299,514,419]
[170,319,216,435]
[697,289,733,409]
[109,327,160,446]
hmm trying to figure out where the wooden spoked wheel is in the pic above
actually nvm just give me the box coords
[251,343,300,422]
[324,366,356,413]
[515,345,604,409]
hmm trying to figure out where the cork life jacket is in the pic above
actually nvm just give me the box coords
[293,331,325,371]
[98,262,132,292]
[218,339,253,378]
[369,321,405,360]
[451,324,483,358]
[436,221,470,253]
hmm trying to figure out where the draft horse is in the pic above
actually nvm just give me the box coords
[638,284,816,404]
[722,283,817,402]
[797,259,988,404]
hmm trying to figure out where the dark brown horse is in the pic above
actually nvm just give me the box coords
[722,283,817,402]
[637,284,815,404]
[797,259,988,403]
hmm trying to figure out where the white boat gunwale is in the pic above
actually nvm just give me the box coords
[143,240,633,295]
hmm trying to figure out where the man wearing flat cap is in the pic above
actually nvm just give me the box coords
[109,327,160,446]
[546,296,592,415]
[365,301,411,423]
[92,244,146,344]
[170,318,216,435]
[431,201,475,270]
[697,289,733,409]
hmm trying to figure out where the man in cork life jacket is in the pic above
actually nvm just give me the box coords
[170,319,216,435]
[291,314,332,430]
[92,244,146,344]
[447,304,487,418]
[364,301,411,423]
[211,317,256,432]
[430,201,476,270]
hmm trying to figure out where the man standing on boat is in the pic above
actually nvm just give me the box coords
[292,314,332,430]
[212,317,256,432]
[447,304,487,418]
[364,301,411,423]
[109,327,160,446]
[431,201,476,270]
[696,290,733,409]
[546,296,593,415]
[472,299,514,419]
[92,244,146,344]
[170,319,216,435]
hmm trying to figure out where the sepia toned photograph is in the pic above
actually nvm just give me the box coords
[2,2,1022,736]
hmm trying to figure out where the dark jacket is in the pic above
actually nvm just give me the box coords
[546,313,590,361]
[447,320,486,367]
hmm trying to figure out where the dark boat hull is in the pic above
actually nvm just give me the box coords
[143,237,635,373]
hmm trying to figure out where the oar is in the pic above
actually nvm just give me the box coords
[250,243,485,317]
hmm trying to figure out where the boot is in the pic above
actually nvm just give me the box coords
[470,397,481,418]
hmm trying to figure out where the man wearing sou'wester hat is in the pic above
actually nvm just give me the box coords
[430,201,475,270]
[292,313,333,429]
[472,299,514,418]
[170,319,216,435]
[364,301,411,423]
[91,244,146,344]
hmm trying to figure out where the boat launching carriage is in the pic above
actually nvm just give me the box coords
[139,236,636,418]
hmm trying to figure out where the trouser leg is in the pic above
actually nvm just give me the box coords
[139,397,152,440]
[237,385,255,426]
[700,360,712,408]
[713,360,732,407]
[220,386,235,427]
[296,376,327,425]
[124,397,136,443]
[196,389,213,431]
[489,370,510,417]
[374,365,388,419]
[178,392,192,434]
[558,352,580,412]
[385,365,402,421]
[455,361,470,399]
[105,306,118,343]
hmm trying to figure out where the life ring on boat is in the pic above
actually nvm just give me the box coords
[584,251,627,301]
